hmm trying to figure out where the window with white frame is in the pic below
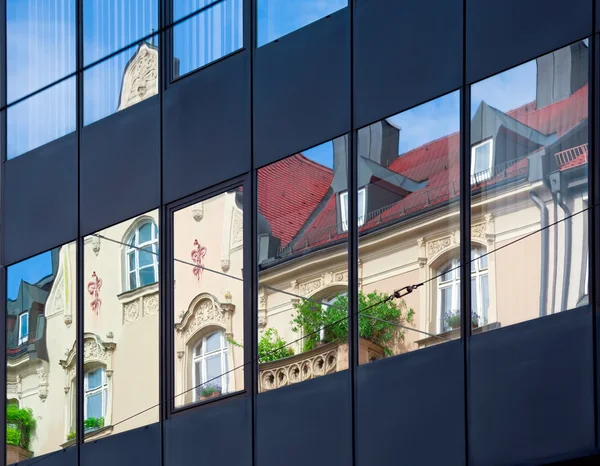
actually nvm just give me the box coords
[126,221,159,291]
[192,331,229,401]
[340,189,366,232]
[18,312,29,345]
[471,139,494,184]
[84,367,107,426]
[437,247,489,332]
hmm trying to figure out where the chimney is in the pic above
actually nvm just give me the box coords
[357,119,399,168]
[536,41,588,108]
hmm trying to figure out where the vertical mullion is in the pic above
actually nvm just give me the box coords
[590,32,598,449]
[460,83,472,466]
[76,0,84,453]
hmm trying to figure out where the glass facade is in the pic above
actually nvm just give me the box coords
[82,211,160,439]
[256,0,347,46]
[6,243,77,462]
[257,138,348,392]
[356,91,461,363]
[0,2,599,466]
[470,41,589,329]
[172,192,245,408]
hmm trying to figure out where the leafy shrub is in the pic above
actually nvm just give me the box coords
[6,426,22,446]
[66,431,77,441]
[258,328,294,363]
[292,291,414,356]
[6,405,36,450]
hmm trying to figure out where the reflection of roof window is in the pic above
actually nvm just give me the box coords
[471,139,493,184]
[18,312,29,345]
[340,189,366,232]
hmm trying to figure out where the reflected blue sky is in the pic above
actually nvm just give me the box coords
[7,251,52,300]
[6,0,548,160]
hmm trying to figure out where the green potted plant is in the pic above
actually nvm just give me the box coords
[199,384,221,401]
[443,310,461,331]
[83,417,104,434]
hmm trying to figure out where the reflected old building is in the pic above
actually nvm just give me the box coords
[3,31,592,463]
[256,40,590,388]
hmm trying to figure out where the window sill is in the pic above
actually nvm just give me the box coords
[60,425,114,447]
[416,322,501,348]
[117,282,159,302]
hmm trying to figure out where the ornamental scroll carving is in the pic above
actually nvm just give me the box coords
[60,334,116,392]
[231,211,243,248]
[122,289,159,324]
[259,345,339,392]
[293,269,348,297]
[87,271,103,315]
[191,240,207,282]
[119,42,158,111]
[176,293,235,344]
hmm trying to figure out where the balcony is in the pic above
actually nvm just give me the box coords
[258,338,384,392]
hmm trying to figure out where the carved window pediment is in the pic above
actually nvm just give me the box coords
[176,293,235,344]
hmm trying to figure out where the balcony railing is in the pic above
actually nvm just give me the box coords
[555,143,588,168]
[258,338,384,392]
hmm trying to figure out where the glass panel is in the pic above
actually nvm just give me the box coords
[84,35,159,126]
[19,315,28,339]
[7,0,76,103]
[7,77,76,160]
[86,392,103,420]
[470,40,589,330]
[471,278,478,317]
[205,355,222,386]
[173,192,245,408]
[172,0,243,79]
[83,210,159,441]
[6,242,77,461]
[138,223,152,244]
[357,91,461,363]
[138,247,154,267]
[139,267,156,287]
[128,252,136,272]
[257,137,349,392]
[257,0,347,47]
[129,272,137,291]
[205,332,221,353]
[83,0,158,65]
[87,369,103,389]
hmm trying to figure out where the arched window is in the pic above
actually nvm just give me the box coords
[84,367,107,429]
[192,331,229,401]
[437,247,489,333]
[126,221,158,291]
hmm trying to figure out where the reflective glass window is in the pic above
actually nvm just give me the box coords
[6,243,77,463]
[172,0,243,79]
[84,36,159,125]
[257,0,347,47]
[173,192,245,408]
[257,138,349,392]
[7,0,76,103]
[83,210,160,440]
[83,0,158,66]
[470,40,589,329]
[7,77,76,159]
[356,92,461,363]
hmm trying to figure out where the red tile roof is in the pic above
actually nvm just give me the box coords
[259,84,589,258]
[258,154,333,247]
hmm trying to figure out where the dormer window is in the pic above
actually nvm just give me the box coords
[18,312,29,345]
[471,139,494,184]
[340,189,366,232]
